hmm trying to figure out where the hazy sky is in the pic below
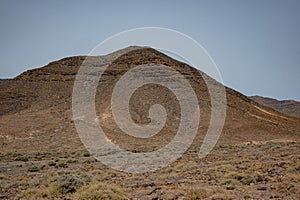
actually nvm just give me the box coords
[0,0,299,100]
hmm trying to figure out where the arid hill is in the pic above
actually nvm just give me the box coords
[0,47,300,199]
[250,95,300,118]
[0,46,299,154]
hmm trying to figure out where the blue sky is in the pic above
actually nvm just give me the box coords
[0,0,299,100]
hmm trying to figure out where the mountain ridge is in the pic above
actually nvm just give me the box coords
[250,95,300,118]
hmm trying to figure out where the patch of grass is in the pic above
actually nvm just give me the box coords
[224,171,256,185]
[28,165,40,172]
[253,171,264,182]
[51,174,85,194]
[207,164,236,179]
[211,188,231,199]
[48,161,56,166]
[67,158,78,164]
[34,155,43,161]
[249,164,260,172]
[0,174,7,180]
[83,152,90,157]
[15,183,66,199]
[91,170,115,182]
[220,178,242,186]
[15,187,49,199]
[186,188,209,199]
[261,163,271,172]
[45,171,57,179]
[15,155,29,162]
[74,182,128,200]
[287,171,300,183]
[159,172,180,180]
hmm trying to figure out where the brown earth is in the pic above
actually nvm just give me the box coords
[0,46,299,199]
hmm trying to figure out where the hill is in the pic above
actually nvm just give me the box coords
[0,47,299,153]
[250,95,300,118]
[0,47,299,199]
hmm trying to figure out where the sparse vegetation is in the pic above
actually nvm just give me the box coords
[220,178,242,186]
[83,152,90,157]
[52,174,85,194]
[0,174,7,180]
[28,165,40,172]
[15,155,29,162]
[48,161,56,166]
[74,182,128,200]
[207,164,236,179]
[67,158,78,163]
[1,140,300,199]
[223,171,257,185]
[16,187,49,200]
[186,188,209,199]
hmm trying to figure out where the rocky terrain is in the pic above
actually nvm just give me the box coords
[0,46,299,199]
[250,96,300,118]
[1,140,299,199]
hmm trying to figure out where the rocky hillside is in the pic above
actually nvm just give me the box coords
[0,46,299,154]
[250,96,300,118]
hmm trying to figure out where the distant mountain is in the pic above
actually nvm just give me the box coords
[249,96,300,118]
[0,79,10,85]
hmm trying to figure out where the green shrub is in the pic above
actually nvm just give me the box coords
[67,158,78,163]
[53,174,84,194]
[28,165,40,172]
[220,179,242,186]
[83,152,90,157]
[48,161,56,166]
[15,156,29,162]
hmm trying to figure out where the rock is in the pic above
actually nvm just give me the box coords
[257,186,267,190]
[278,161,286,167]
[270,194,280,199]
[226,185,236,190]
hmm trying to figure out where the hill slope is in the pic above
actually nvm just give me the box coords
[0,47,299,154]
[250,95,300,118]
